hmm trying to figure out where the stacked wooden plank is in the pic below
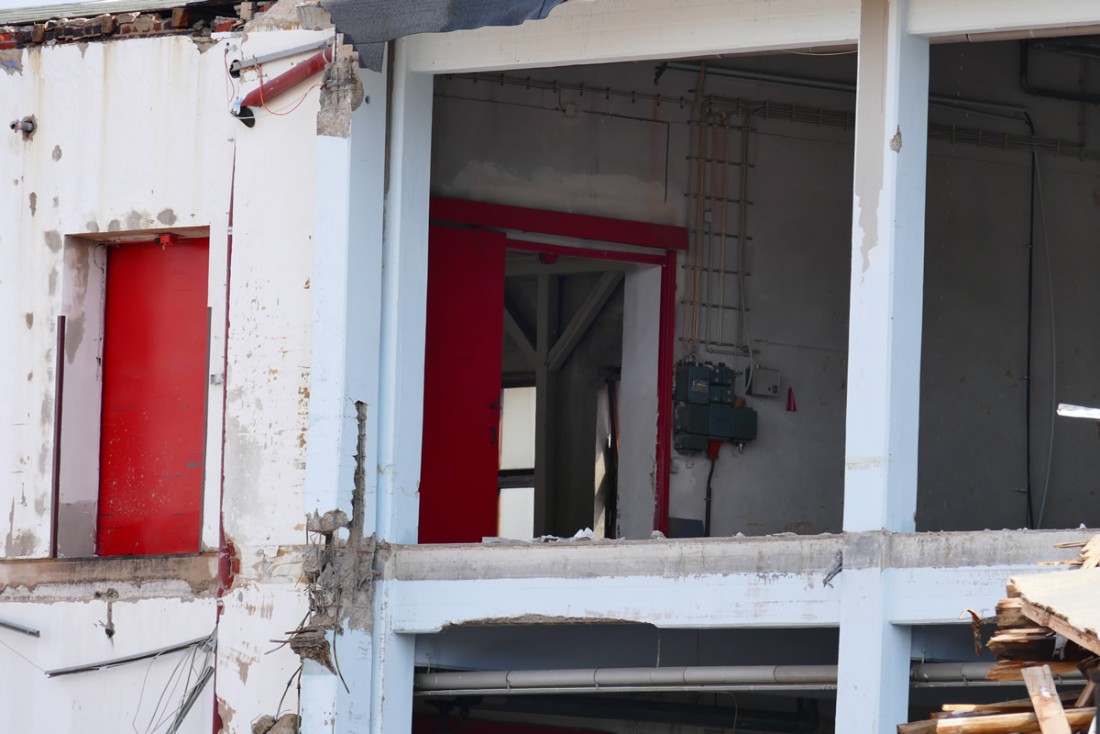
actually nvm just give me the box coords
[899,538,1100,734]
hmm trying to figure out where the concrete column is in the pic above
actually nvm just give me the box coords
[837,0,928,730]
[842,0,928,535]
[299,55,388,733]
[366,38,434,734]
[375,44,434,547]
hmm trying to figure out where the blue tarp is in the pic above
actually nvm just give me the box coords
[319,0,567,68]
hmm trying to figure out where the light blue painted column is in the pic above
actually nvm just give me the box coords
[837,0,929,730]
[300,51,388,733]
[369,38,434,734]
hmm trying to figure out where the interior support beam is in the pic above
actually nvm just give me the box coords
[909,0,1100,38]
[837,0,929,731]
[403,0,861,73]
[503,302,537,368]
[547,271,623,372]
[533,274,560,535]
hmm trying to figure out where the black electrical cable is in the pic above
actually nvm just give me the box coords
[1023,111,1036,529]
[704,455,716,537]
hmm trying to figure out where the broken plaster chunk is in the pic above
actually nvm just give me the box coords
[306,509,348,534]
[251,716,276,734]
[268,714,299,734]
[295,2,331,30]
[290,627,335,673]
[302,545,323,576]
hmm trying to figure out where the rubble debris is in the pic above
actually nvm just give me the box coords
[284,401,374,684]
[898,536,1100,733]
[0,1,275,50]
[305,508,348,535]
[252,713,298,734]
[287,625,335,673]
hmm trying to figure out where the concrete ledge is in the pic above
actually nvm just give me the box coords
[384,529,1094,582]
[0,553,219,602]
[383,534,846,581]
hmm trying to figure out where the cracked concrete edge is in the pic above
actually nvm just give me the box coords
[380,529,1099,582]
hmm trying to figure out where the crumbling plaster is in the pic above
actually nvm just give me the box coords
[0,36,236,557]
[0,20,361,731]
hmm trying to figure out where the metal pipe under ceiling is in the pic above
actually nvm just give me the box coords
[415,662,1082,696]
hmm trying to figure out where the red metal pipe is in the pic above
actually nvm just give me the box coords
[236,46,332,122]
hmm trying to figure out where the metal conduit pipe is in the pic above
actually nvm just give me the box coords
[415,665,838,693]
[665,62,1031,122]
[416,662,1082,694]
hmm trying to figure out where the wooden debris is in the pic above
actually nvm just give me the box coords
[1011,570,1100,658]
[1022,665,1072,734]
[898,536,1100,734]
[986,660,1082,682]
[998,598,1031,628]
[967,609,985,656]
[941,693,1078,714]
[935,708,1095,733]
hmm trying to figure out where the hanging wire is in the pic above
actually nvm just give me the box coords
[1033,152,1058,529]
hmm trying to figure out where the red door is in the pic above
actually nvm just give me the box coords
[97,239,209,556]
[419,226,506,543]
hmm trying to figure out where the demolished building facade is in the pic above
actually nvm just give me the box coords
[3,0,1100,731]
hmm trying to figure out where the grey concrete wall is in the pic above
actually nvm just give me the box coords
[431,39,1100,536]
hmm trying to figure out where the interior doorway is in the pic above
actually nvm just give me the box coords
[418,199,684,543]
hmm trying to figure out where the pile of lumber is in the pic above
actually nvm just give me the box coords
[899,537,1100,733]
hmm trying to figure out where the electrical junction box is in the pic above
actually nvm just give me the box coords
[674,363,712,405]
[673,361,758,453]
[708,404,757,442]
[748,367,782,397]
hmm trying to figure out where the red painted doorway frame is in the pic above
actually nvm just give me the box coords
[429,197,684,535]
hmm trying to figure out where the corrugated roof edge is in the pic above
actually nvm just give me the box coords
[0,0,206,26]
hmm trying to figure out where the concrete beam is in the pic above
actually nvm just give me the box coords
[0,554,218,602]
[389,574,841,634]
[378,530,1092,635]
[404,0,860,74]
[382,529,1090,581]
[384,534,845,581]
[909,0,1100,38]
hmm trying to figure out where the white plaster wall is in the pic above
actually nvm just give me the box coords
[0,595,217,733]
[619,266,662,538]
[0,36,235,557]
[0,26,336,732]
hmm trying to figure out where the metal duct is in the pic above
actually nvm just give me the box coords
[416,662,1083,696]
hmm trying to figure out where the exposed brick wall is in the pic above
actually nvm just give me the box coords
[0,2,275,50]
